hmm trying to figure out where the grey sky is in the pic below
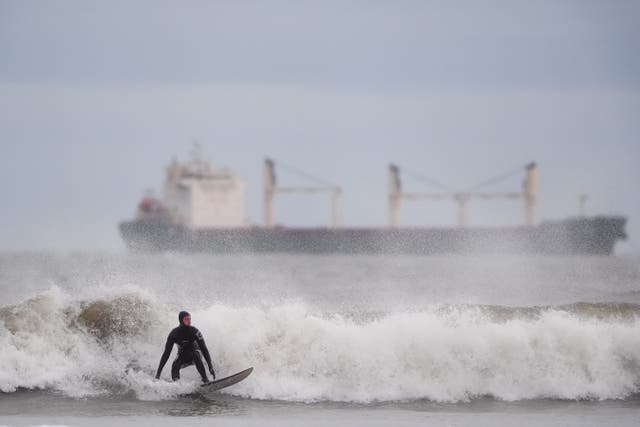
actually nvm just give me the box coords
[1,0,639,251]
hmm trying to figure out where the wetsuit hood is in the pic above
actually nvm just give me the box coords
[178,311,190,325]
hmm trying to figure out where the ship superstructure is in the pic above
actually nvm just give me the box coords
[162,145,246,229]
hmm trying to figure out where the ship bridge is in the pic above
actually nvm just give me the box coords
[163,144,246,229]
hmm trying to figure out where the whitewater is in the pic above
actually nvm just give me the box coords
[1,252,640,425]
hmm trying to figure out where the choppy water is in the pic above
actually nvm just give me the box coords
[1,253,640,425]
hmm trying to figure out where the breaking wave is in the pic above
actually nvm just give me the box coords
[1,287,639,403]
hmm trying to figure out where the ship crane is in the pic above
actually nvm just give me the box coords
[264,158,343,228]
[388,163,537,227]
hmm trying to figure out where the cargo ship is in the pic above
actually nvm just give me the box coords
[119,147,627,255]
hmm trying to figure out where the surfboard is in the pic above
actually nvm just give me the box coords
[200,367,253,391]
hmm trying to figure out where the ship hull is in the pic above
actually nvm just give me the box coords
[119,216,626,255]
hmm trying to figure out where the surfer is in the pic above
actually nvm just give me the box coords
[155,311,216,383]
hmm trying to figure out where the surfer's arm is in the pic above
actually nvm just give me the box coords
[155,333,174,379]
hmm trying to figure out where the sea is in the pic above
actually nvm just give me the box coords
[1,252,639,426]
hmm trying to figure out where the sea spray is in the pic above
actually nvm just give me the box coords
[1,288,639,402]
[199,302,640,402]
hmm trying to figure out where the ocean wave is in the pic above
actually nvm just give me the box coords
[1,288,639,402]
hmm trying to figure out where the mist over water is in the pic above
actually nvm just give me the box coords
[1,253,639,405]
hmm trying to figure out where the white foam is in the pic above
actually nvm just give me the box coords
[1,289,639,403]
[198,303,640,402]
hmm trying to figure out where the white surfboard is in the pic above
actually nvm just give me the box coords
[200,367,253,392]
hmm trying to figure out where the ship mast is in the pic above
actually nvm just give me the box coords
[388,162,538,227]
[264,158,342,228]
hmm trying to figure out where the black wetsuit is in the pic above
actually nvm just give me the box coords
[156,324,214,382]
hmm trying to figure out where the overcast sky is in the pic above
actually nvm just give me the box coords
[1,0,639,251]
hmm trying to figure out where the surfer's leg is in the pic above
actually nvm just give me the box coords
[193,351,208,383]
[171,357,182,381]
